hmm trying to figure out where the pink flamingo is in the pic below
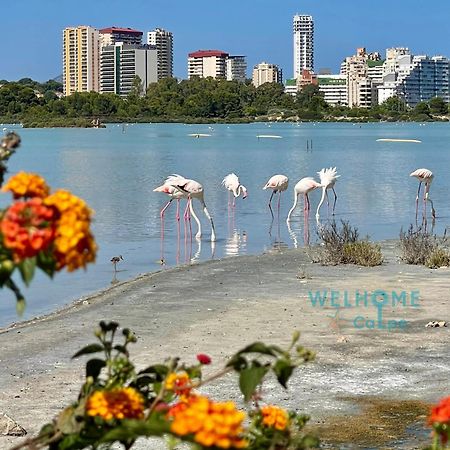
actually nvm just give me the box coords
[286,177,322,222]
[222,173,248,207]
[410,168,436,219]
[263,174,289,219]
[153,174,188,221]
[170,176,216,242]
[315,167,340,221]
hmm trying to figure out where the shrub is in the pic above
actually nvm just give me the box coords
[425,248,450,269]
[315,220,382,267]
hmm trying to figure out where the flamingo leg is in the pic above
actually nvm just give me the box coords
[176,199,180,221]
[415,182,422,221]
[277,192,282,221]
[424,183,436,219]
[160,198,173,218]
[268,191,275,219]
[332,188,338,215]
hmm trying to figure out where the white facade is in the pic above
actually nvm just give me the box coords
[317,75,347,106]
[100,43,157,96]
[63,26,100,96]
[188,50,228,79]
[147,28,173,79]
[226,56,247,82]
[293,14,314,78]
[252,62,282,87]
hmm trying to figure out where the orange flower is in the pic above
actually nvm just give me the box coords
[0,198,56,262]
[168,394,247,448]
[44,190,96,271]
[165,372,192,395]
[86,387,144,421]
[2,172,50,199]
[261,405,289,431]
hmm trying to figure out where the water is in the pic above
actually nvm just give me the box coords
[1,121,449,327]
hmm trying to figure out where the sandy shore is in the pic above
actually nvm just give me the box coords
[1,242,449,449]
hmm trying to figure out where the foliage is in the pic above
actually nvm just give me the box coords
[315,220,382,266]
[398,225,448,266]
[0,132,96,312]
[12,322,318,450]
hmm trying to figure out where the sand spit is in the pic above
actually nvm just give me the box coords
[1,242,449,449]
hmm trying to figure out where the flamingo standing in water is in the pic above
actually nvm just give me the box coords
[315,167,340,221]
[153,174,189,221]
[263,174,289,219]
[222,173,248,207]
[286,177,322,222]
[169,176,216,241]
[410,168,436,219]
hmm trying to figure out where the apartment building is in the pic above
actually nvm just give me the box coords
[63,26,100,96]
[293,14,314,78]
[188,50,229,79]
[317,75,347,106]
[147,28,173,80]
[226,56,247,82]
[252,62,282,87]
[100,43,157,96]
[99,27,143,47]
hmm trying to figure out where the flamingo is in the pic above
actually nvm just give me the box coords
[222,173,248,207]
[263,174,289,219]
[170,176,216,242]
[286,177,322,222]
[153,174,188,221]
[315,167,340,221]
[410,168,436,219]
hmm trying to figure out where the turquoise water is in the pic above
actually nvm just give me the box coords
[1,122,449,326]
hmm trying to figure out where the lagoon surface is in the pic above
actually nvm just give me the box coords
[1,122,449,327]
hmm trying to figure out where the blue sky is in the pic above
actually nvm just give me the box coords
[2,0,450,82]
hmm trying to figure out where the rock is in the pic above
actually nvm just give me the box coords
[337,336,350,343]
[0,413,27,436]
[425,321,448,328]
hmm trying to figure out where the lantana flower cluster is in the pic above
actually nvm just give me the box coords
[1,171,96,271]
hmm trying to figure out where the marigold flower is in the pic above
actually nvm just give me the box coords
[44,190,96,271]
[86,387,144,421]
[0,198,56,262]
[2,172,50,199]
[261,405,289,431]
[165,371,192,395]
[197,353,212,365]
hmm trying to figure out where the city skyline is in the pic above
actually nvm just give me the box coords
[3,0,450,82]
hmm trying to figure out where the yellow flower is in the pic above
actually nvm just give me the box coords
[261,405,289,431]
[44,190,97,271]
[2,171,50,199]
[165,372,192,395]
[86,387,144,421]
[168,395,247,448]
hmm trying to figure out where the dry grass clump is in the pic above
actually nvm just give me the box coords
[315,220,383,267]
[399,225,449,268]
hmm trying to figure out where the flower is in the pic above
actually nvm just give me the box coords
[165,371,192,395]
[0,198,56,262]
[86,387,144,421]
[429,397,450,425]
[168,394,247,448]
[261,405,289,431]
[197,353,212,365]
[2,172,50,199]
[44,190,96,271]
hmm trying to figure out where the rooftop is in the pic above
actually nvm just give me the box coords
[99,27,143,35]
[189,50,229,58]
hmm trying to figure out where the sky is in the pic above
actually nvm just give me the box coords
[2,0,450,82]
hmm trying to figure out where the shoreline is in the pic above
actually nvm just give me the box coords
[1,243,449,448]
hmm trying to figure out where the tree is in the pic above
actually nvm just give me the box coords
[428,96,448,115]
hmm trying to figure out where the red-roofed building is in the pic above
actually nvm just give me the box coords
[188,49,229,79]
[99,27,143,46]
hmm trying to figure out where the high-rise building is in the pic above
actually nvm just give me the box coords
[147,28,173,80]
[100,43,157,96]
[63,26,100,96]
[188,50,229,79]
[252,62,282,87]
[317,75,348,106]
[293,14,314,78]
[99,27,143,47]
[226,56,247,82]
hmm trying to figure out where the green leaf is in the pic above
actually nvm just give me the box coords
[86,358,106,380]
[100,417,170,443]
[113,345,129,356]
[226,355,248,371]
[72,344,104,359]
[273,359,295,388]
[138,364,169,380]
[36,251,57,278]
[239,365,268,402]
[18,257,36,286]
[236,342,278,357]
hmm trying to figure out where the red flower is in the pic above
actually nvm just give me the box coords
[429,396,450,425]
[196,354,212,365]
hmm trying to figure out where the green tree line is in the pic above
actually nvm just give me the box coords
[0,77,448,127]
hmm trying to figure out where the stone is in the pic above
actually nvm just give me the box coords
[425,321,448,328]
[0,413,27,436]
